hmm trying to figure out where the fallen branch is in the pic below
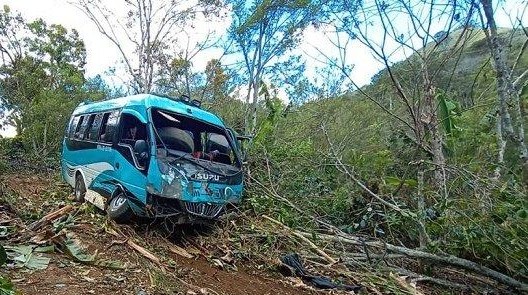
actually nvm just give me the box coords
[168,244,194,259]
[295,230,528,291]
[106,227,163,267]
[262,215,337,265]
[388,267,472,292]
[29,205,74,231]
[126,238,162,265]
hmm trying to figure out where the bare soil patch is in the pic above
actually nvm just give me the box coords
[0,172,325,295]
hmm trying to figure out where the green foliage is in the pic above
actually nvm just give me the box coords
[243,25,528,279]
[0,7,90,157]
[4,245,50,270]
[437,92,461,137]
[430,181,528,276]
[0,276,16,295]
[63,233,96,263]
[253,83,285,145]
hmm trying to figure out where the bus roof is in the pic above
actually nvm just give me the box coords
[72,94,225,127]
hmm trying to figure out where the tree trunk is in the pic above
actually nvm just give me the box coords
[416,168,429,247]
[481,0,528,178]
[422,67,447,196]
[494,112,507,179]
[251,76,260,135]
[244,80,253,134]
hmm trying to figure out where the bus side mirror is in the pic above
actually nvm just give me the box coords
[134,140,149,159]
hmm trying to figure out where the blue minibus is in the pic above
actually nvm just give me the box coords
[61,94,244,223]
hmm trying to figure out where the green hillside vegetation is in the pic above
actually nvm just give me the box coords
[237,27,528,279]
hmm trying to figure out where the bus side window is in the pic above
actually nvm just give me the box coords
[68,116,80,139]
[119,113,147,146]
[74,115,87,139]
[88,113,103,141]
[81,114,95,140]
[99,110,119,143]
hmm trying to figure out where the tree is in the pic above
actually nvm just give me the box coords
[84,74,127,101]
[315,0,480,246]
[73,0,224,94]
[226,0,319,134]
[0,6,87,156]
[203,58,230,102]
[479,0,528,181]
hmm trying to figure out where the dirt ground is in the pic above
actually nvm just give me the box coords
[0,172,326,295]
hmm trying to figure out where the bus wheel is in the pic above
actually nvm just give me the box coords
[107,191,133,223]
[74,174,86,202]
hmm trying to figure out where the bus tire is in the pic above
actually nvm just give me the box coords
[107,191,133,223]
[74,174,86,202]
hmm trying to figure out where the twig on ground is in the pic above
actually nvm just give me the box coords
[262,215,337,265]
[389,267,472,292]
[294,230,528,291]
[28,205,74,231]
[106,226,163,268]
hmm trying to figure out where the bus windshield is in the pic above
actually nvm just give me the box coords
[151,108,240,168]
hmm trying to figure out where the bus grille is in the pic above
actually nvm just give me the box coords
[183,202,223,218]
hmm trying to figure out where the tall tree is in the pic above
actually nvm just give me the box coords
[320,0,478,246]
[479,0,528,181]
[227,0,318,134]
[73,0,223,94]
[0,6,87,155]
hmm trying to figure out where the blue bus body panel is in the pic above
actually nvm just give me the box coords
[73,94,225,128]
[62,144,115,195]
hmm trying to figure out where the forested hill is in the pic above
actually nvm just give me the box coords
[226,25,528,292]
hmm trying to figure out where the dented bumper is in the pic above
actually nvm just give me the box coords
[145,157,243,219]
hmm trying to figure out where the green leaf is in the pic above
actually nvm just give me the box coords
[23,254,50,270]
[34,245,55,253]
[400,210,417,219]
[63,235,95,263]
[95,259,127,269]
[4,245,50,270]
[0,276,16,295]
[385,176,417,188]
[403,179,418,188]
[385,176,401,186]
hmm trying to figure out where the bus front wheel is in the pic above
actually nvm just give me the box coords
[107,191,133,223]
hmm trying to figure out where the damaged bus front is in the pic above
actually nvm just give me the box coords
[146,107,244,221]
[61,94,244,223]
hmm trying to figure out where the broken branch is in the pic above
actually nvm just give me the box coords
[262,215,337,265]
[28,205,74,231]
[106,227,163,267]
[295,230,528,291]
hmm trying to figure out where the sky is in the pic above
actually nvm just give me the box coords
[0,0,526,137]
